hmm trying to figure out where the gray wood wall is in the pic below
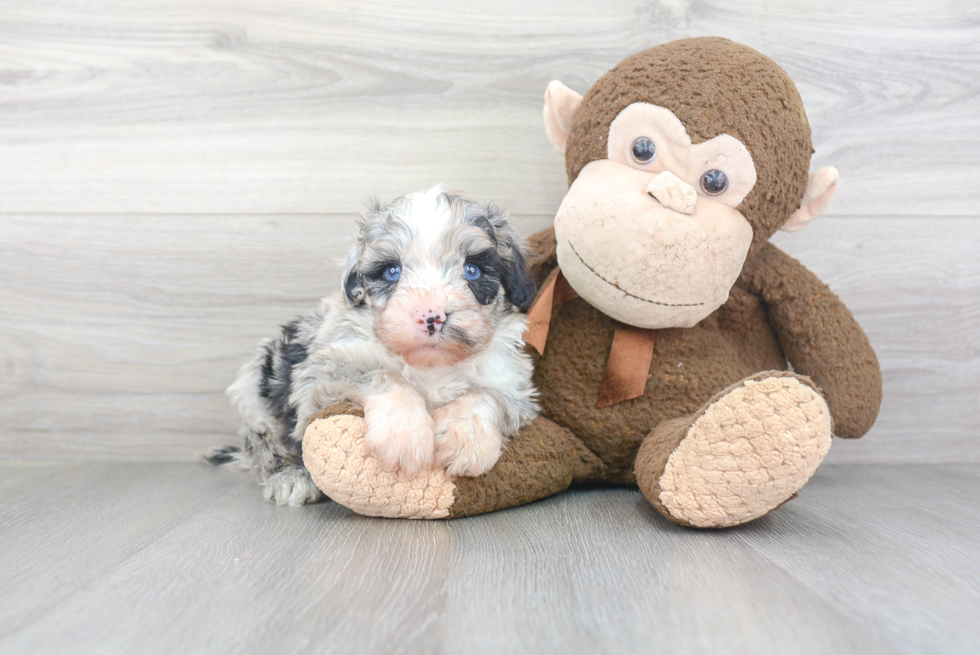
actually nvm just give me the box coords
[1,0,977,463]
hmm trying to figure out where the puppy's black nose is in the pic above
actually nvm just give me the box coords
[415,310,445,336]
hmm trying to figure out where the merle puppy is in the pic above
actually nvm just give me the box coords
[209,187,539,506]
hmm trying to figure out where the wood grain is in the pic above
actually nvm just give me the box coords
[1,214,976,462]
[0,461,451,653]
[442,490,896,654]
[0,0,978,462]
[0,462,235,641]
[734,465,980,654]
[1,462,977,653]
[0,0,977,216]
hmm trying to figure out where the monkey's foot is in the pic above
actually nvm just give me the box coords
[637,373,832,528]
[303,413,456,519]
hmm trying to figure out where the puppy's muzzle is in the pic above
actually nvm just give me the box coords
[414,308,446,336]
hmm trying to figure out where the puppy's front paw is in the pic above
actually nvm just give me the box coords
[363,387,435,476]
[432,397,503,478]
[262,466,324,507]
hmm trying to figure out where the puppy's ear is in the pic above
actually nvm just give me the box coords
[342,252,365,306]
[482,202,536,310]
[500,240,536,310]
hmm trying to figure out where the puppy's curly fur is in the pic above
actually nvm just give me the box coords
[208,187,539,506]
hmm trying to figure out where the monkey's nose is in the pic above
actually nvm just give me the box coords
[647,171,697,215]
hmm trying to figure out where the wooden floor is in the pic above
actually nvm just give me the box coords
[1,462,978,654]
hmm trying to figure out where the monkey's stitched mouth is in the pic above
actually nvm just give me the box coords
[567,241,705,308]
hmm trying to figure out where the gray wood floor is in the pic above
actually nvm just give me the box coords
[1,462,978,654]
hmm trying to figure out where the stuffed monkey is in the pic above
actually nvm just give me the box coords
[302,37,882,528]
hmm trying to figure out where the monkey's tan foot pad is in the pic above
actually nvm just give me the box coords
[303,415,455,519]
[658,376,832,528]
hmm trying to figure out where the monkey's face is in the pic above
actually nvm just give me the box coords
[554,103,757,329]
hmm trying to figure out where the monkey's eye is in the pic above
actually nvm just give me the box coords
[463,263,482,281]
[383,264,401,282]
[631,137,656,164]
[700,169,729,196]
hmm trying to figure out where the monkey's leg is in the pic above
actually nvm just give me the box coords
[303,407,603,519]
[635,371,833,529]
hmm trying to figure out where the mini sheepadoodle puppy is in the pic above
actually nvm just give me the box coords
[209,187,540,506]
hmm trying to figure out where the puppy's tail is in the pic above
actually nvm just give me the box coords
[204,445,249,469]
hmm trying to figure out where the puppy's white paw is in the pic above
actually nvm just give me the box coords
[432,396,503,478]
[262,466,324,507]
[363,386,436,476]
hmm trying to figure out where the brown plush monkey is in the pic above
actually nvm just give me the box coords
[302,37,882,528]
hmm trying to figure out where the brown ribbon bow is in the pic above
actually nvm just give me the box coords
[523,268,655,408]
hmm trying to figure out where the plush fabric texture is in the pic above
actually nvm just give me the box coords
[303,404,601,520]
[565,36,812,255]
[604,103,758,207]
[526,230,878,465]
[784,167,840,231]
[595,325,655,408]
[543,80,583,155]
[525,268,655,407]
[638,372,832,528]
[523,267,567,355]
[740,244,882,438]
[303,409,455,519]
[553,161,755,329]
[646,170,698,214]
[449,416,603,518]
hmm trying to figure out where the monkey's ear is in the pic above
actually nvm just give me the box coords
[782,167,840,232]
[543,80,583,155]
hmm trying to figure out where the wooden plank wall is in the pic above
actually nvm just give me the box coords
[1,0,977,463]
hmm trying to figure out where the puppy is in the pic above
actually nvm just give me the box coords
[208,187,540,506]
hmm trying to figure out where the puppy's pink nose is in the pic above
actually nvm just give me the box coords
[415,309,445,336]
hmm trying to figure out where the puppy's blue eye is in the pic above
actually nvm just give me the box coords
[384,265,401,282]
[463,263,481,281]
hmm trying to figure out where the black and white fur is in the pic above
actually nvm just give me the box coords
[208,187,539,506]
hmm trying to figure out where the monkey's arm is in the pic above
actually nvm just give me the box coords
[740,243,882,439]
[525,226,558,288]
